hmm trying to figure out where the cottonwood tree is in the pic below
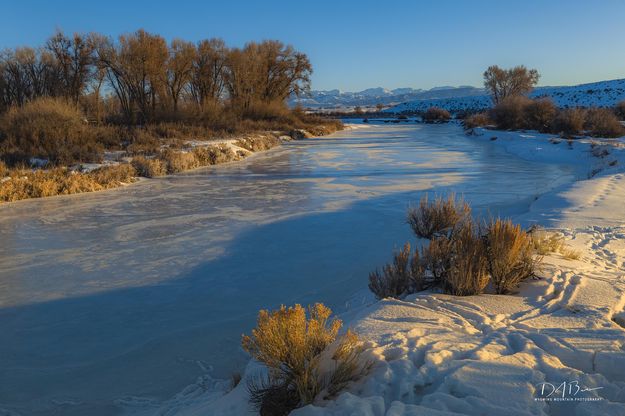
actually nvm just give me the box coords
[166,39,195,113]
[96,29,168,122]
[1,29,314,124]
[189,38,227,111]
[46,30,96,105]
[224,40,311,111]
[0,47,62,106]
[483,65,540,104]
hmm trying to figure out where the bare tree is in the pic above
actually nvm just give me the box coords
[483,65,539,104]
[0,47,62,106]
[224,40,311,111]
[189,38,227,111]
[96,29,167,123]
[46,30,96,105]
[166,39,195,113]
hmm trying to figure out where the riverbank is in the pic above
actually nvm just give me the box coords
[0,123,603,416]
[0,124,343,204]
[167,127,625,415]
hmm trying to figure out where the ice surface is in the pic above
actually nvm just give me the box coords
[0,124,578,415]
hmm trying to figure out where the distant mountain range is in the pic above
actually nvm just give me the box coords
[288,85,486,109]
[291,79,625,113]
[386,78,625,113]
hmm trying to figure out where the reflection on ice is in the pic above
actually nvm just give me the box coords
[0,124,575,415]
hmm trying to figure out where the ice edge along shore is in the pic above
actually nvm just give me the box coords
[154,125,625,416]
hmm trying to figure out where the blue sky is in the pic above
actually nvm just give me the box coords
[2,0,625,91]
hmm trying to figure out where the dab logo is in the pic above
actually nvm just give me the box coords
[535,380,604,402]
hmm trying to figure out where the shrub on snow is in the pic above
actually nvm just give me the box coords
[407,194,470,240]
[369,243,424,299]
[484,218,537,294]
[370,195,542,298]
[242,303,368,416]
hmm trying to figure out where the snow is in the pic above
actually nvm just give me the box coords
[2,124,625,415]
[387,79,625,113]
[167,126,625,415]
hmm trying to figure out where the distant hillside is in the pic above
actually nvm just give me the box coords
[386,79,625,113]
[289,85,485,109]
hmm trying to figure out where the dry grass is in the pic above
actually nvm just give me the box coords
[126,129,162,155]
[131,157,168,178]
[89,164,136,185]
[234,135,281,152]
[531,230,565,255]
[407,194,471,239]
[368,243,424,299]
[0,164,136,203]
[531,229,581,260]
[192,144,239,165]
[161,150,199,174]
[560,247,582,260]
[0,97,102,165]
[485,218,537,294]
[0,116,340,203]
[242,304,367,415]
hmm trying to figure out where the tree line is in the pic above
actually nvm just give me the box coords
[0,29,312,123]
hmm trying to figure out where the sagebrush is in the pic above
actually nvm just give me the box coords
[242,303,367,415]
[371,195,543,298]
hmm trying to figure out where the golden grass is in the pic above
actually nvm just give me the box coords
[234,134,281,152]
[531,229,580,260]
[131,157,168,178]
[161,150,199,174]
[0,124,341,203]
[0,164,136,203]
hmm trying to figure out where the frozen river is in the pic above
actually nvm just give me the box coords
[0,124,576,415]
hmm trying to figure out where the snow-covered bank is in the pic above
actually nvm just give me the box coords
[165,128,625,416]
[386,78,625,113]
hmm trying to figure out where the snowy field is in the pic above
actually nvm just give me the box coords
[387,79,625,113]
[164,127,625,416]
[1,124,623,415]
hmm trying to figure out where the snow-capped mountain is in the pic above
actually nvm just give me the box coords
[288,85,485,109]
[386,78,625,113]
